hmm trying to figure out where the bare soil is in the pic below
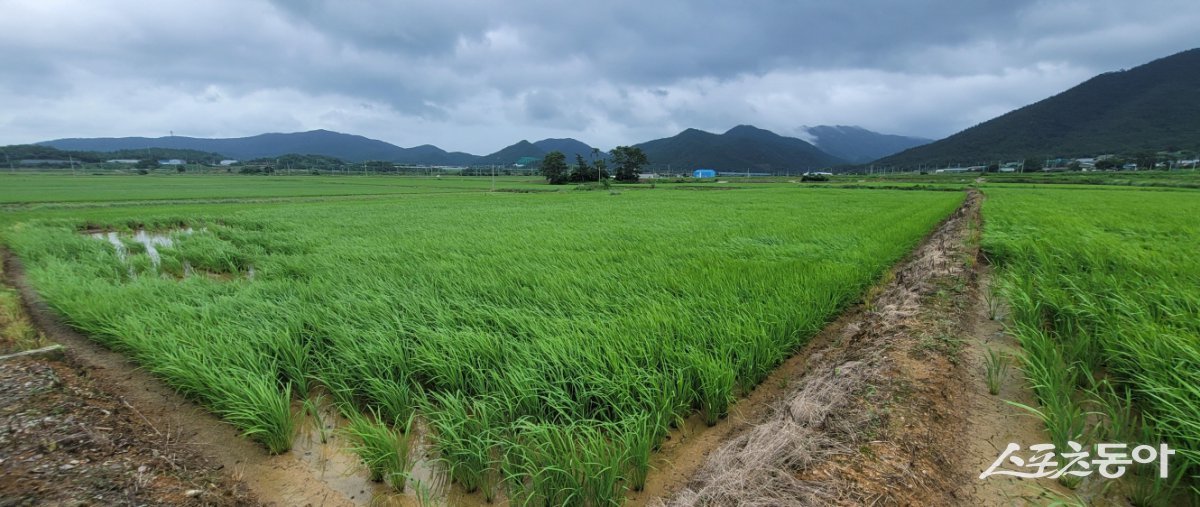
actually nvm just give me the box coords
[0,356,257,506]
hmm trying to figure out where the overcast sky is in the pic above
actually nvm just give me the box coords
[1,1,1197,154]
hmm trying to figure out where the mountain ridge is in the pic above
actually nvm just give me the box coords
[801,125,931,164]
[633,125,844,171]
[875,48,1200,167]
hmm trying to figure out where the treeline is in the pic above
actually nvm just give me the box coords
[0,144,225,164]
[539,146,648,184]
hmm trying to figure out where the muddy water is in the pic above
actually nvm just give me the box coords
[291,395,485,506]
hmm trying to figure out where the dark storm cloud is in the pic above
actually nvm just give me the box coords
[0,0,1197,153]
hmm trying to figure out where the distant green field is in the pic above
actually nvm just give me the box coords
[848,169,1200,189]
[0,174,547,204]
[4,183,962,503]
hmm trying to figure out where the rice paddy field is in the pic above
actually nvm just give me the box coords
[6,172,1199,505]
[1,177,964,504]
[983,186,1200,501]
[0,173,548,204]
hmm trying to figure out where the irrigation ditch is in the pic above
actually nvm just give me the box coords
[1,188,1067,506]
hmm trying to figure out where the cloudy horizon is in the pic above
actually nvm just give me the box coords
[1,0,1197,154]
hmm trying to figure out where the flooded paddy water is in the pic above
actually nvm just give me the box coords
[87,227,254,279]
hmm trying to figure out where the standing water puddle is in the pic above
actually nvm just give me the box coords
[291,394,482,506]
[90,228,191,267]
[87,228,254,279]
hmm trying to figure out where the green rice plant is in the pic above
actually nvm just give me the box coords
[983,347,1011,395]
[1007,325,1087,452]
[423,392,500,500]
[694,352,736,426]
[502,420,627,507]
[364,376,418,427]
[342,409,415,492]
[3,185,967,502]
[300,393,331,444]
[1087,378,1135,442]
[208,369,296,454]
[983,284,1001,320]
[619,412,656,492]
[1125,420,1194,507]
[984,187,1200,493]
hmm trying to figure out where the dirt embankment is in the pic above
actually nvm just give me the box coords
[653,190,1066,506]
[0,357,257,506]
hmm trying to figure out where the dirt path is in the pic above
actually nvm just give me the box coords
[651,190,1069,505]
[2,250,359,507]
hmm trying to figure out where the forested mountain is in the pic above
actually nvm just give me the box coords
[634,125,844,172]
[801,125,931,163]
[876,48,1200,167]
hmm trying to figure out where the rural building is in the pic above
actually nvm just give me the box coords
[158,159,184,165]
[693,169,717,178]
[106,159,139,164]
[219,159,239,166]
[18,159,70,165]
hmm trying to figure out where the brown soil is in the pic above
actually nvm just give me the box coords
[651,190,1070,506]
[0,357,257,506]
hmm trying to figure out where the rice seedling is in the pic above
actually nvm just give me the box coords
[342,409,415,492]
[983,347,1011,395]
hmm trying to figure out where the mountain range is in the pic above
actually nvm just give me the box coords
[877,48,1200,167]
[634,125,843,171]
[28,48,1200,171]
[799,126,930,164]
[39,125,920,170]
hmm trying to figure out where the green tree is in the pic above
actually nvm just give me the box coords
[1022,157,1043,173]
[136,158,157,169]
[1135,152,1156,170]
[539,151,569,184]
[611,146,648,182]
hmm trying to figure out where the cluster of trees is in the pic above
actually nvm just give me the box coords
[0,144,224,166]
[539,146,648,184]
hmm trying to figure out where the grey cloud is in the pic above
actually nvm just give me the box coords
[0,0,1197,153]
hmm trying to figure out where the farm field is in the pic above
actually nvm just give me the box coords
[0,173,548,204]
[2,183,963,503]
[983,187,1200,502]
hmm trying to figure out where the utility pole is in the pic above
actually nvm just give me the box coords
[491,164,496,191]
[5,152,13,173]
